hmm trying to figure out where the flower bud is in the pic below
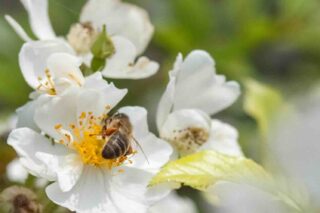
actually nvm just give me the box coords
[67,22,98,55]
[0,186,42,213]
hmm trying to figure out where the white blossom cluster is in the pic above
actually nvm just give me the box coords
[5,0,242,212]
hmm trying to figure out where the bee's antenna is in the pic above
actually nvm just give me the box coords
[132,137,150,165]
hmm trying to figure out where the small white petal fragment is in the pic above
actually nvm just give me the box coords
[102,36,159,79]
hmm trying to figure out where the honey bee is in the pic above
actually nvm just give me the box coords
[101,112,148,161]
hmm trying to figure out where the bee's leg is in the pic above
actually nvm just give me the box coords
[106,128,117,136]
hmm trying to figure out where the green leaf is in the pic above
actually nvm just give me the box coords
[243,79,286,137]
[90,57,106,72]
[150,151,309,212]
[79,63,93,76]
[91,25,115,60]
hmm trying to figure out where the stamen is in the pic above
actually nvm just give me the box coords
[54,112,135,170]
[36,69,57,95]
[55,124,62,130]
[67,73,82,86]
[166,127,209,155]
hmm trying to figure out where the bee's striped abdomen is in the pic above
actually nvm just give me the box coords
[102,131,130,159]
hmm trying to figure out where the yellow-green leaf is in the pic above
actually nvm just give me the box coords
[150,151,309,212]
[150,151,271,190]
[243,79,285,136]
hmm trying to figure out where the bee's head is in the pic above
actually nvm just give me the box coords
[104,113,131,132]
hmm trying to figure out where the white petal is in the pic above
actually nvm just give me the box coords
[149,192,197,213]
[47,53,83,80]
[155,53,193,130]
[79,73,127,116]
[169,53,184,77]
[19,40,74,89]
[109,167,152,213]
[102,36,158,79]
[34,89,78,140]
[163,50,240,116]
[130,134,172,172]
[16,101,39,131]
[119,107,172,171]
[16,95,51,131]
[20,0,56,40]
[46,166,116,213]
[76,89,112,118]
[37,153,83,192]
[199,120,243,156]
[7,128,68,180]
[4,15,32,41]
[6,158,29,183]
[80,0,154,54]
[47,53,85,93]
[127,56,159,79]
[156,78,175,131]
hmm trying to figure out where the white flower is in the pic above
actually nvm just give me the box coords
[8,86,173,213]
[157,50,242,157]
[16,47,119,132]
[149,192,198,213]
[5,0,158,79]
[6,158,28,184]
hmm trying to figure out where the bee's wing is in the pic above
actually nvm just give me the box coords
[118,117,149,164]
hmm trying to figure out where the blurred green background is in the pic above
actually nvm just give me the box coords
[0,0,320,212]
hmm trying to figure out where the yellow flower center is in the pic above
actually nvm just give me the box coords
[55,111,133,169]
